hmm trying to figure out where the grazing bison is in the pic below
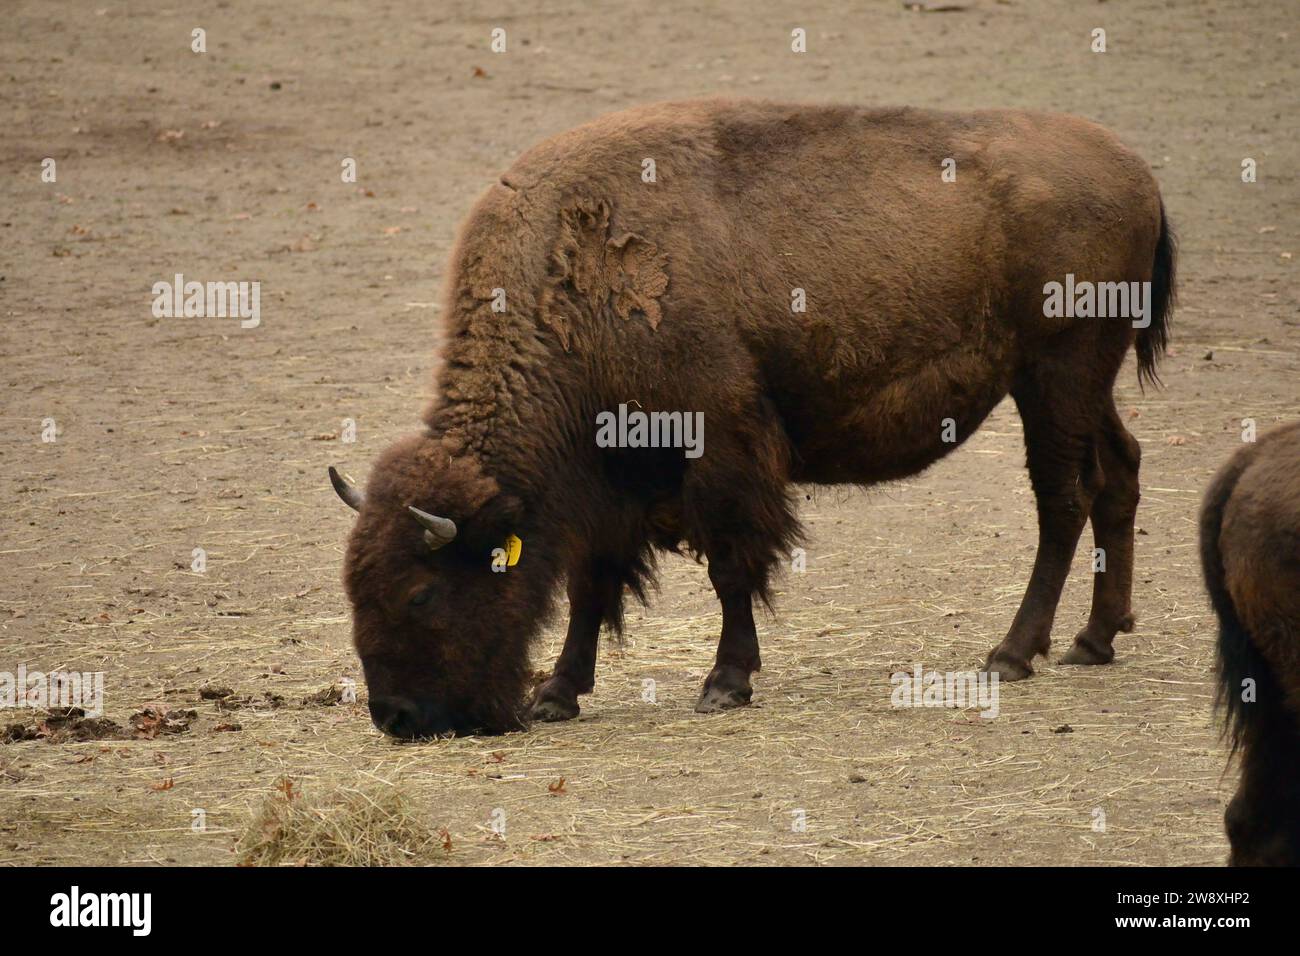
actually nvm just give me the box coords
[329,98,1176,738]
[1201,421,1300,866]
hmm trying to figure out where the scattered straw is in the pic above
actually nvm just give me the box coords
[235,778,446,867]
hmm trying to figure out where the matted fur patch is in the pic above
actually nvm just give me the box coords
[539,199,669,350]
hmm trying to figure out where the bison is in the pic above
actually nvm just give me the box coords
[1201,421,1300,866]
[329,98,1176,738]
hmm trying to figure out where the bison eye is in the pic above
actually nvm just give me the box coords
[409,586,435,607]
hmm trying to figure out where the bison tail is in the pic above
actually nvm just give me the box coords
[1200,449,1269,755]
[1136,198,1177,389]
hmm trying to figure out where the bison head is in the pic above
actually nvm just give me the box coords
[329,434,547,739]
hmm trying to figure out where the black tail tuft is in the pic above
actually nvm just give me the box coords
[1137,198,1177,389]
[1200,448,1274,755]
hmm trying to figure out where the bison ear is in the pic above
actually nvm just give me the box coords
[461,492,525,554]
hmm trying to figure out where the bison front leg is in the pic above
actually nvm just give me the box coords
[530,559,623,722]
[685,397,795,712]
[696,552,763,712]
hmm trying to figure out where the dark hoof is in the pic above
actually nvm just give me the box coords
[1060,633,1116,666]
[695,685,752,712]
[529,680,580,722]
[983,650,1035,682]
[695,665,753,713]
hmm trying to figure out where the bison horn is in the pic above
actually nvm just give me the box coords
[328,466,365,512]
[408,506,458,550]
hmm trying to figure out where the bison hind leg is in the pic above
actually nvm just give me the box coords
[984,362,1113,680]
[1060,402,1142,666]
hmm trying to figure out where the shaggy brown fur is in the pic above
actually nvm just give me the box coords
[330,98,1176,738]
[1202,421,1300,866]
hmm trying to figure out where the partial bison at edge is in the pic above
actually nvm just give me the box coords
[1201,421,1300,866]
[329,98,1176,739]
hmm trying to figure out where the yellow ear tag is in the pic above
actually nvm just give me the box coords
[504,534,522,566]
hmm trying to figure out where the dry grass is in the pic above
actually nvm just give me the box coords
[236,778,446,867]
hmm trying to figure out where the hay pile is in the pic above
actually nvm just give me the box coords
[236,778,449,867]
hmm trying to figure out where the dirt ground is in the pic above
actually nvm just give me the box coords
[1,0,1296,866]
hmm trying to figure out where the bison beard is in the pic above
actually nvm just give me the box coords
[330,98,1176,739]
